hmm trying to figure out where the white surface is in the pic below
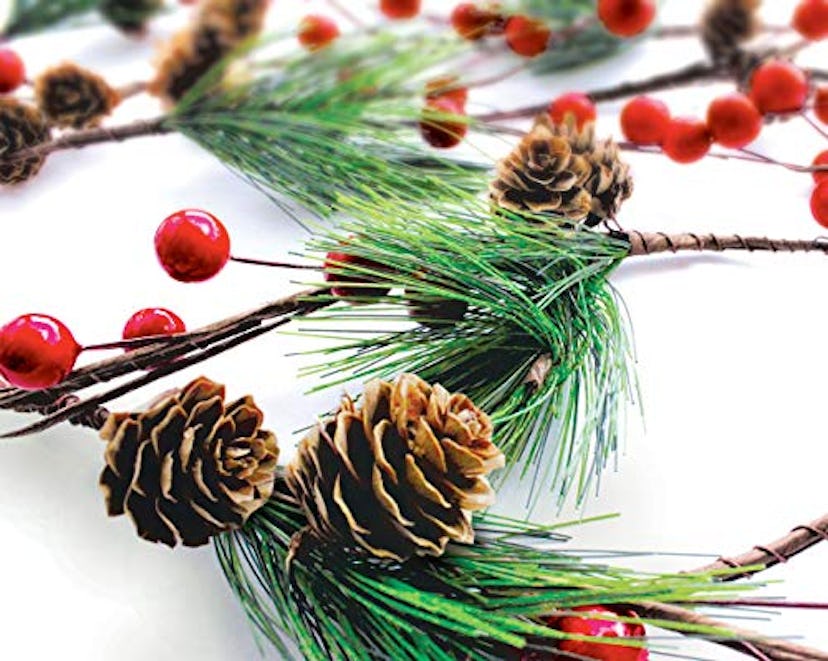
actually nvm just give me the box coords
[0,1,827,660]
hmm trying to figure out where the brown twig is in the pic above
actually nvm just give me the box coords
[116,80,149,100]
[651,24,793,39]
[620,231,828,257]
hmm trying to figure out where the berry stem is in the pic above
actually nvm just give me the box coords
[324,0,366,28]
[620,231,828,257]
[116,80,148,100]
[229,256,320,270]
[691,512,828,581]
[82,337,178,351]
[800,111,828,141]
[651,23,793,39]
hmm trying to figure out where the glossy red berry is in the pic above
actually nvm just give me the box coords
[122,308,186,341]
[620,95,670,145]
[419,98,468,149]
[814,86,828,124]
[662,117,712,164]
[597,0,656,38]
[811,181,828,227]
[297,15,340,51]
[0,314,80,390]
[749,60,809,114]
[812,150,828,184]
[450,3,503,40]
[155,209,231,283]
[0,49,25,94]
[425,77,469,111]
[706,93,762,149]
[548,92,597,130]
[324,248,390,298]
[379,0,421,20]
[793,0,828,40]
[504,15,551,57]
[552,606,649,661]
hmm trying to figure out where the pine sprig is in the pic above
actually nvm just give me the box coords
[216,480,754,661]
[3,0,100,36]
[166,33,490,219]
[300,194,635,504]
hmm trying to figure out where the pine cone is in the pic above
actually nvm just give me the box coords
[0,98,51,185]
[151,0,268,105]
[700,0,761,66]
[285,374,505,562]
[99,377,279,548]
[490,115,632,227]
[99,0,163,34]
[34,63,120,129]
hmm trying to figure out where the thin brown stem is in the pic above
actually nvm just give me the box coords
[116,80,148,100]
[692,512,828,581]
[324,0,365,28]
[620,231,828,257]
[229,256,320,270]
[651,24,793,39]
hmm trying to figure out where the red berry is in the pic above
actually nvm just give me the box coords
[297,15,340,51]
[379,0,421,20]
[749,60,809,114]
[419,97,468,149]
[551,606,649,661]
[450,3,503,40]
[662,117,712,164]
[0,314,80,390]
[122,308,186,341]
[597,0,656,38]
[0,49,25,94]
[425,76,469,110]
[155,209,231,283]
[812,150,828,184]
[548,92,597,130]
[814,86,828,124]
[324,247,389,298]
[620,95,670,145]
[504,15,551,57]
[793,0,828,40]
[706,92,762,149]
[811,181,828,227]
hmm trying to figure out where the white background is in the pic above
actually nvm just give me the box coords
[0,1,826,659]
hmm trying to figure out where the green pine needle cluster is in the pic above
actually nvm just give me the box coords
[167,32,489,220]
[3,0,100,36]
[300,194,635,505]
[216,483,753,661]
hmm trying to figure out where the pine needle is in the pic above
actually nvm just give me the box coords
[4,0,100,36]
[166,32,489,219]
[298,194,635,506]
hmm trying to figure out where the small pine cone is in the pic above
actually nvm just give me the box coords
[99,0,163,34]
[151,0,268,105]
[34,63,120,129]
[491,115,632,226]
[99,377,279,548]
[0,98,51,185]
[700,0,762,66]
[285,374,505,562]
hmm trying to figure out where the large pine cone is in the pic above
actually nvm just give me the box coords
[99,0,163,33]
[0,98,51,185]
[151,0,268,105]
[99,377,279,548]
[700,0,761,67]
[285,374,505,562]
[34,63,120,129]
[490,114,632,227]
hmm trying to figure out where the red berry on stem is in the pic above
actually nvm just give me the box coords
[0,314,80,390]
[379,0,421,20]
[793,0,828,40]
[814,86,828,124]
[548,92,597,130]
[811,181,828,227]
[749,60,809,114]
[297,15,340,51]
[812,150,828,184]
[504,15,551,57]
[425,76,469,111]
[155,209,231,283]
[662,117,712,164]
[597,0,656,38]
[450,3,503,40]
[419,97,468,149]
[551,606,649,661]
[706,92,762,149]
[0,48,25,94]
[620,95,670,145]
[123,308,186,341]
